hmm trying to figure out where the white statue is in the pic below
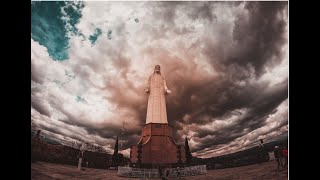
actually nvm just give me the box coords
[145,65,171,124]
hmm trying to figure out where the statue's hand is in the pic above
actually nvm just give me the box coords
[144,88,149,93]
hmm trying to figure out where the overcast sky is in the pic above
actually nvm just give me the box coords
[31,1,288,158]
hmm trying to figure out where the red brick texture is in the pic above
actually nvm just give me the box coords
[130,123,186,166]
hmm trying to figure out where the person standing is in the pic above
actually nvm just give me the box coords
[282,146,288,167]
[158,166,163,180]
[274,146,283,171]
[165,169,170,180]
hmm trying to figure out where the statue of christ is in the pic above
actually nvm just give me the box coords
[144,65,171,124]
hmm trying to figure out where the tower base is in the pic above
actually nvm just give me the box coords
[130,123,185,168]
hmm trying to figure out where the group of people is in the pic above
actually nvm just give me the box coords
[274,145,288,171]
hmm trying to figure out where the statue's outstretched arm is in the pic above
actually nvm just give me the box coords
[164,79,171,94]
[145,76,151,93]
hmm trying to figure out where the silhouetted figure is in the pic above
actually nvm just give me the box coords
[282,146,288,167]
[165,169,170,180]
[274,146,283,171]
[158,167,163,180]
[36,130,41,139]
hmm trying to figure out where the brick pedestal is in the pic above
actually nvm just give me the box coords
[130,123,185,168]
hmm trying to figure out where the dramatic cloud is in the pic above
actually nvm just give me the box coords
[31,1,288,158]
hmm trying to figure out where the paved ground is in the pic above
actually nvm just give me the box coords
[31,161,288,180]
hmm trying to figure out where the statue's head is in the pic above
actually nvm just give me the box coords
[154,65,161,74]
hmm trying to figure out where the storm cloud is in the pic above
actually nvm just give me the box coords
[31,1,288,158]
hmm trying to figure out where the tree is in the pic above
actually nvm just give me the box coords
[71,140,83,149]
[177,145,182,165]
[112,136,119,167]
[137,141,142,166]
[185,137,192,165]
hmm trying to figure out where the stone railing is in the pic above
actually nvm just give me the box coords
[118,165,207,178]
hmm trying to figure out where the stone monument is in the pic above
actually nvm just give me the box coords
[130,65,186,168]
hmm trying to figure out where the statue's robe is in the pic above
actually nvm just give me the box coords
[146,73,168,124]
